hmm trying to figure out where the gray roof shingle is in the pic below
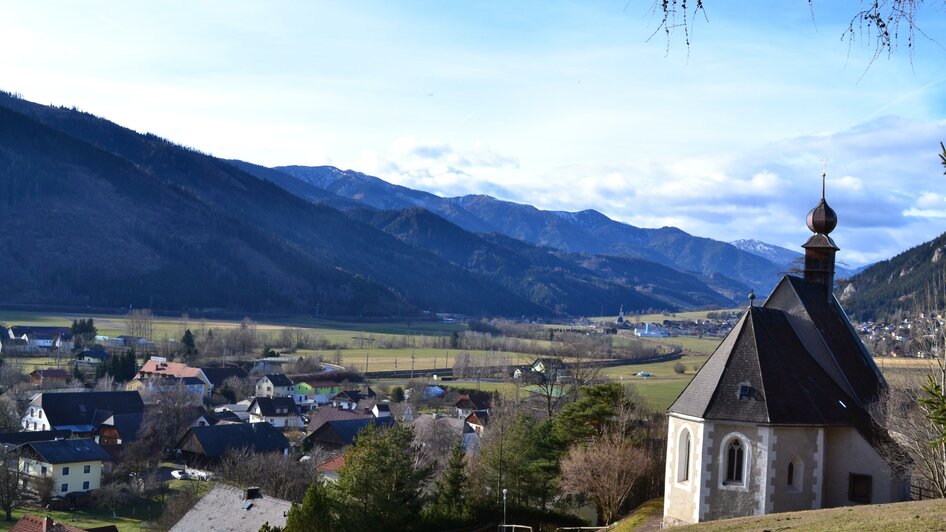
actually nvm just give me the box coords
[170,484,291,532]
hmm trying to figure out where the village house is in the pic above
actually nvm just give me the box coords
[19,438,111,498]
[135,357,212,397]
[454,392,491,419]
[247,396,303,429]
[171,485,291,532]
[293,379,342,407]
[9,514,96,532]
[73,346,110,365]
[663,188,910,526]
[29,369,69,388]
[8,326,74,352]
[126,375,206,403]
[255,374,293,398]
[96,412,144,447]
[199,365,248,393]
[305,404,373,434]
[301,416,396,453]
[316,453,345,483]
[21,391,145,434]
[176,422,290,464]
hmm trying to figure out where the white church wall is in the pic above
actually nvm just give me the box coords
[823,426,908,508]
[663,414,704,526]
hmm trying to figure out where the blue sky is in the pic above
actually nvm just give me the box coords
[2,1,945,266]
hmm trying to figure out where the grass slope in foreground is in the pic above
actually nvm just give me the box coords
[674,498,946,531]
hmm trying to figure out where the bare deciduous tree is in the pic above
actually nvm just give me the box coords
[873,273,946,496]
[216,448,324,503]
[560,432,653,525]
[126,308,155,339]
[0,450,24,521]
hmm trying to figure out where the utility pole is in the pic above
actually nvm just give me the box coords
[410,351,415,380]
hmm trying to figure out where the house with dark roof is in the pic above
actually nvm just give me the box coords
[19,438,111,498]
[74,346,110,365]
[300,416,396,452]
[170,485,291,532]
[21,391,144,434]
[330,387,376,410]
[96,412,145,446]
[305,405,372,434]
[0,430,71,452]
[247,397,302,429]
[454,392,492,419]
[662,186,909,526]
[255,374,293,398]
[175,422,289,464]
[200,365,248,392]
[8,326,73,352]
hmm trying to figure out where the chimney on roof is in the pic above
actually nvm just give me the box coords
[243,486,262,500]
[802,168,839,297]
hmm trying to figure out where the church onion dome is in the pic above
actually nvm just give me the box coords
[806,198,837,235]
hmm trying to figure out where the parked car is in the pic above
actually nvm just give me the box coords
[171,470,189,480]
[185,468,213,480]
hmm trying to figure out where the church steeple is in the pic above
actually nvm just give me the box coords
[802,168,839,294]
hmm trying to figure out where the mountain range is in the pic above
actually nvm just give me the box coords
[0,91,899,318]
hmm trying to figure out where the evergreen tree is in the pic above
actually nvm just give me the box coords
[391,386,405,403]
[335,423,431,531]
[181,329,197,362]
[433,442,468,519]
[283,480,335,532]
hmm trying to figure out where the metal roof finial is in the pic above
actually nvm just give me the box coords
[748,290,755,308]
[821,154,827,200]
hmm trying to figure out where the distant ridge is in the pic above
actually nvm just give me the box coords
[250,165,789,293]
[0,91,739,316]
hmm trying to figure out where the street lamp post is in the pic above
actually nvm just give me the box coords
[502,488,508,528]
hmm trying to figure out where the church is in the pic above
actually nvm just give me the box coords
[662,184,910,526]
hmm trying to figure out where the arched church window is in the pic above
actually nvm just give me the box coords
[787,462,794,486]
[726,439,745,483]
[677,428,691,483]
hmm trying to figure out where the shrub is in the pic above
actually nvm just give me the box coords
[673,362,686,374]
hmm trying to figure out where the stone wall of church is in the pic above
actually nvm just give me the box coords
[823,426,909,508]
[699,421,768,522]
[663,415,704,525]
[768,426,823,513]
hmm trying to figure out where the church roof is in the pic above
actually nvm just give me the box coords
[670,275,887,429]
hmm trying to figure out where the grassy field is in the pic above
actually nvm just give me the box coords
[0,310,461,342]
[677,497,946,531]
[0,497,159,531]
[592,309,741,325]
[612,498,663,531]
[312,347,536,373]
[602,354,709,411]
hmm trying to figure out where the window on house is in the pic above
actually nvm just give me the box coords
[725,439,745,484]
[849,473,872,503]
[677,429,691,483]
[83,481,90,490]
[61,483,68,493]
[738,384,751,400]
[84,465,91,474]
[62,467,70,476]
[41,466,47,476]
